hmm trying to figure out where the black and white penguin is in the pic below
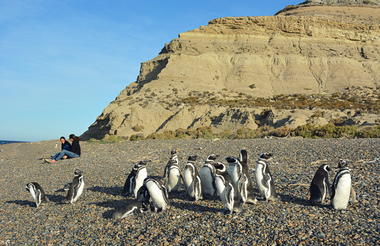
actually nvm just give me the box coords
[112,186,151,219]
[213,162,227,175]
[238,150,257,204]
[144,178,170,212]
[255,153,279,201]
[199,154,219,198]
[331,161,352,210]
[309,164,331,205]
[66,169,85,204]
[226,156,242,197]
[25,182,48,208]
[163,150,182,192]
[122,161,148,198]
[112,200,145,219]
[226,152,257,204]
[183,155,203,201]
[213,172,241,214]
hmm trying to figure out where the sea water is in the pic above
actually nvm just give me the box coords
[0,140,27,145]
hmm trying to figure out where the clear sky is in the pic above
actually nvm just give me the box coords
[0,0,302,141]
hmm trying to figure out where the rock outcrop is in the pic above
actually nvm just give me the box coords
[82,0,380,140]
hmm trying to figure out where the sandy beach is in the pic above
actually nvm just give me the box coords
[0,138,379,245]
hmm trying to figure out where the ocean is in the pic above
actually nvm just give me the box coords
[0,140,27,145]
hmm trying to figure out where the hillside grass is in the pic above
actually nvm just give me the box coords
[180,89,380,114]
[140,124,380,141]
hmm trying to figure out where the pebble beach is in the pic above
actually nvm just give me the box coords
[0,138,379,245]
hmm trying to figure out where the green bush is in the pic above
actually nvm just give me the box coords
[99,135,127,144]
[129,134,144,141]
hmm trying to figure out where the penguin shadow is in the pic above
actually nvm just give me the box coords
[5,200,35,207]
[89,199,130,219]
[46,194,66,204]
[170,201,220,214]
[168,190,188,200]
[280,194,329,208]
[87,186,123,197]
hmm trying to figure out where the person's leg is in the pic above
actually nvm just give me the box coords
[51,152,60,160]
[52,151,66,161]
[63,150,79,158]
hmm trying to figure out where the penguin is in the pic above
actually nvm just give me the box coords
[213,162,227,175]
[66,169,85,204]
[122,161,148,198]
[331,161,352,210]
[163,150,182,192]
[255,153,279,201]
[112,186,151,219]
[309,164,331,205]
[337,159,357,204]
[213,172,241,214]
[182,155,203,201]
[199,154,219,198]
[112,200,144,219]
[226,152,257,204]
[238,150,257,204]
[144,178,170,212]
[25,182,48,208]
[226,156,242,197]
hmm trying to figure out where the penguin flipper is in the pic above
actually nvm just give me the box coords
[163,163,169,179]
[261,174,271,189]
[163,185,170,205]
[350,187,358,204]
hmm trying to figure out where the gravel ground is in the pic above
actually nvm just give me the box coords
[0,138,379,245]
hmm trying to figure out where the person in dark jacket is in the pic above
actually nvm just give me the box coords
[49,137,71,160]
[45,134,81,163]
[69,134,81,156]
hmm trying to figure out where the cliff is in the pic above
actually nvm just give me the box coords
[82,1,380,140]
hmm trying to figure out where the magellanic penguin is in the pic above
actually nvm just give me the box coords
[213,172,241,214]
[144,178,170,212]
[309,164,331,205]
[227,153,257,204]
[238,150,257,204]
[331,161,352,210]
[163,150,182,192]
[226,156,243,197]
[112,200,145,219]
[199,154,219,198]
[255,153,279,201]
[113,186,151,219]
[122,161,148,198]
[25,182,48,208]
[183,156,203,201]
[66,169,85,204]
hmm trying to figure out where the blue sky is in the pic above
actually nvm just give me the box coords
[0,0,301,141]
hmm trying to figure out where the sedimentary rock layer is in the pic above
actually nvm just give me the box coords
[82,2,380,139]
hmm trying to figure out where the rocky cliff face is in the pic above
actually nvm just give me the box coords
[304,0,380,5]
[82,1,380,140]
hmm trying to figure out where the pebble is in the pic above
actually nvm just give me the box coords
[0,138,379,245]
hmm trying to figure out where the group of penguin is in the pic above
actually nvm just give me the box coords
[25,169,85,207]
[25,149,354,219]
[112,149,354,218]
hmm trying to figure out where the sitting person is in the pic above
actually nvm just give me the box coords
[49,136,72,160]
[45,134,81,163]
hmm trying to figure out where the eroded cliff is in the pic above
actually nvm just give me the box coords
[82,1,380,140]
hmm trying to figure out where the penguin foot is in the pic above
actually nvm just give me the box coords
[223,209,234,215]
[233,207,243,214]
[247,197,258,204]
[268,196,280,202]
